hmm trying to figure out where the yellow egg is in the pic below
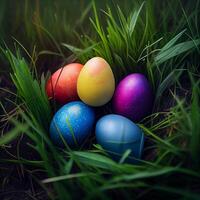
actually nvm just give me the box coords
[77,57,115,106]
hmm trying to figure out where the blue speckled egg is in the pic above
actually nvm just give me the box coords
[95,114,144,163]
[50,101,95,147]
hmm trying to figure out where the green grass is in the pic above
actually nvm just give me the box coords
[0,0,200,199]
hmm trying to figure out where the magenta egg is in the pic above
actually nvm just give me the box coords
[113,73,153,122]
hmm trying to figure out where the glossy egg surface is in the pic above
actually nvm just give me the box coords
[50,101,95,147]
[46,63,83,104]
[77,57,115,106]
[113,73,153,122]
[95,114,144,163]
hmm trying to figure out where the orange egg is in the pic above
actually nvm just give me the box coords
[46,63,83,104]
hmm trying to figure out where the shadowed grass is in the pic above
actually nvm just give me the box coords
[0,0,200,199]
[1,48,200,198]
[63,1,200,104]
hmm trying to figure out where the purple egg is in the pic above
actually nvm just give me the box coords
[113,73,153,122]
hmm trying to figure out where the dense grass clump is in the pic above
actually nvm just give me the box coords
[0,1,200,200]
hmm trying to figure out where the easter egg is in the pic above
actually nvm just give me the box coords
[50,101,95,147]
[113,73,153,122]
[46,63,83,104]
[95,114,144,163]
[77,57,115,106]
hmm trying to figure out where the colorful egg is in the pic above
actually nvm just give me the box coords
[113,73,153,122]
[50,101,95,147]
[95,114,144,163]
[77,57,115,106]
[46,63,83,104]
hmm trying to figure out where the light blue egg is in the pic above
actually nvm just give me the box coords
[50,101,95,147]
[95,114,144,163]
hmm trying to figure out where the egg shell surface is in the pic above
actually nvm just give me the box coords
[77,57,115,107]
[113,73,153,122]
[50,101,95,147]
[46,63,83,104]
[95,114,144,163]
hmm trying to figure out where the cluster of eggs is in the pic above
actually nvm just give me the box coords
[46,57,153,163]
